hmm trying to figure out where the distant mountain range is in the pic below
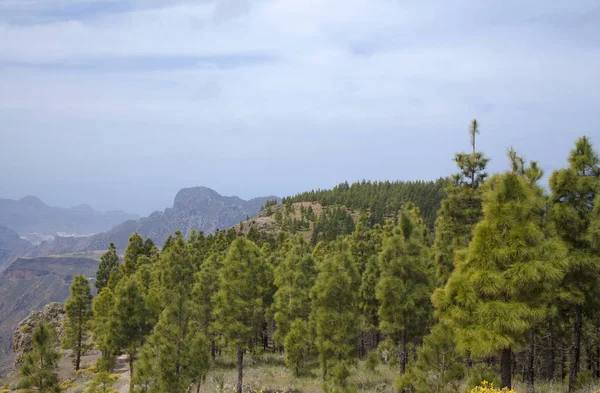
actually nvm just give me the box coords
[0,196,139,244]
[24,187,279,255]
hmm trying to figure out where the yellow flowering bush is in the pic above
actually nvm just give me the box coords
[470,381,517,393]
[60,378,75,390]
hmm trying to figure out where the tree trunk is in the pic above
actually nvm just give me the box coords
[211,340,216,361]
[129,353,135,393]
[586,336,593,371]
[548,319,555,380]
[597,318,600,379]
[568,305,583,393]
[75,349,81,372]
[236,344,244,393]
[561,348,567,381]
[399,329,407,375]
[526,329,535,393]
[501,347,512,389]
[596,343,600,379]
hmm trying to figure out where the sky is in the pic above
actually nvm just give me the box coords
[0,0,599,215]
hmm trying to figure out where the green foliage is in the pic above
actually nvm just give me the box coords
[397,323,465,393]
[63,275,94,371]
[284,179,447,230]
[376,208,431,374]
[135,232,210,393]
[433,120,489,286]
[311,206,356,245]
[192,252,222,345]
[109,276,149,379]
[96,243,119,291]
[434,170,567,380]
[213,237,268,349]
[85,371,118,393]
[213,237,269,393]
[19,323,61,393]
[284,319,313,377]
[273,235,317,344]
[123,233,156,276]
[549,136,600,391]
[364,352,379,373]
[92,287,116,371]
[310,240,362,378]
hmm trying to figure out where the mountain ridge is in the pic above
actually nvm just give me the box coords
[0,196,139,244]
[27,186,279,254]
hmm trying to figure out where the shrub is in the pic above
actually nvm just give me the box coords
[470,381,517,393]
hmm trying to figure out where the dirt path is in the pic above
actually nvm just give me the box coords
[111,354,130,393]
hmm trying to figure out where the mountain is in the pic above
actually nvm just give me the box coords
[31,187,279,253]
[0,256,99,375]
[0,227,34,273]
[0,196,139,244]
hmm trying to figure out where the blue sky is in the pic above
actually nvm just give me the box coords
[0,0,599,215]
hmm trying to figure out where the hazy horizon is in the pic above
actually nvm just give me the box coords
[1,0,599,215]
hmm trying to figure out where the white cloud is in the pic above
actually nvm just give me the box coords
[0,0,599,212]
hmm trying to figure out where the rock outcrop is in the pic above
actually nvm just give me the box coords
[12,302,65,366]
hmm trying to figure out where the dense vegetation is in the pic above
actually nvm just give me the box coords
[15,122,600,393]
[283,179,447,230]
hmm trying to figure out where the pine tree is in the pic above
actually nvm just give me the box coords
[549,136,600,392]
[96,243,119,291]
[192,252,222,360]
[110,277,149,382]
[376,210,431,375]
[85,372,118,393]
[92,287,116,371]
[63,275,93,371]
[134,233,209,393]
[397,322,465,393]
[18,323,61,393]
[213,237,267,393]
[284,319,313,377]
[123,233,155,276]
[433,120,489,286]
[272,235,317,345]
[310,240,362,379]
[434,169,567,389]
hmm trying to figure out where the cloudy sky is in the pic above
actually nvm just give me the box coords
[0,0,599,215]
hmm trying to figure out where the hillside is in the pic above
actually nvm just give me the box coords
[0,226,34,273]
[0,196,138,244]
[30,187,279,254]
[0,256,99,375]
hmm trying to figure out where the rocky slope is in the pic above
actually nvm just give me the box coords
[0,226,34,272]
[0,196,138,244]
[32,187,279,252]
[0,256,99,375]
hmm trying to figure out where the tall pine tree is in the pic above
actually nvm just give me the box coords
[310,240,362,380]
[63,275,93,371]
[213,237,268,393]
[435,166,566,389]
[433,120,489,286]
[96,243,119,291]
[376,209,431,375]
[549,136,600,392]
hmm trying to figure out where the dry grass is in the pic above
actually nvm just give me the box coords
[196,353,600,393]
[198,353,396,393]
